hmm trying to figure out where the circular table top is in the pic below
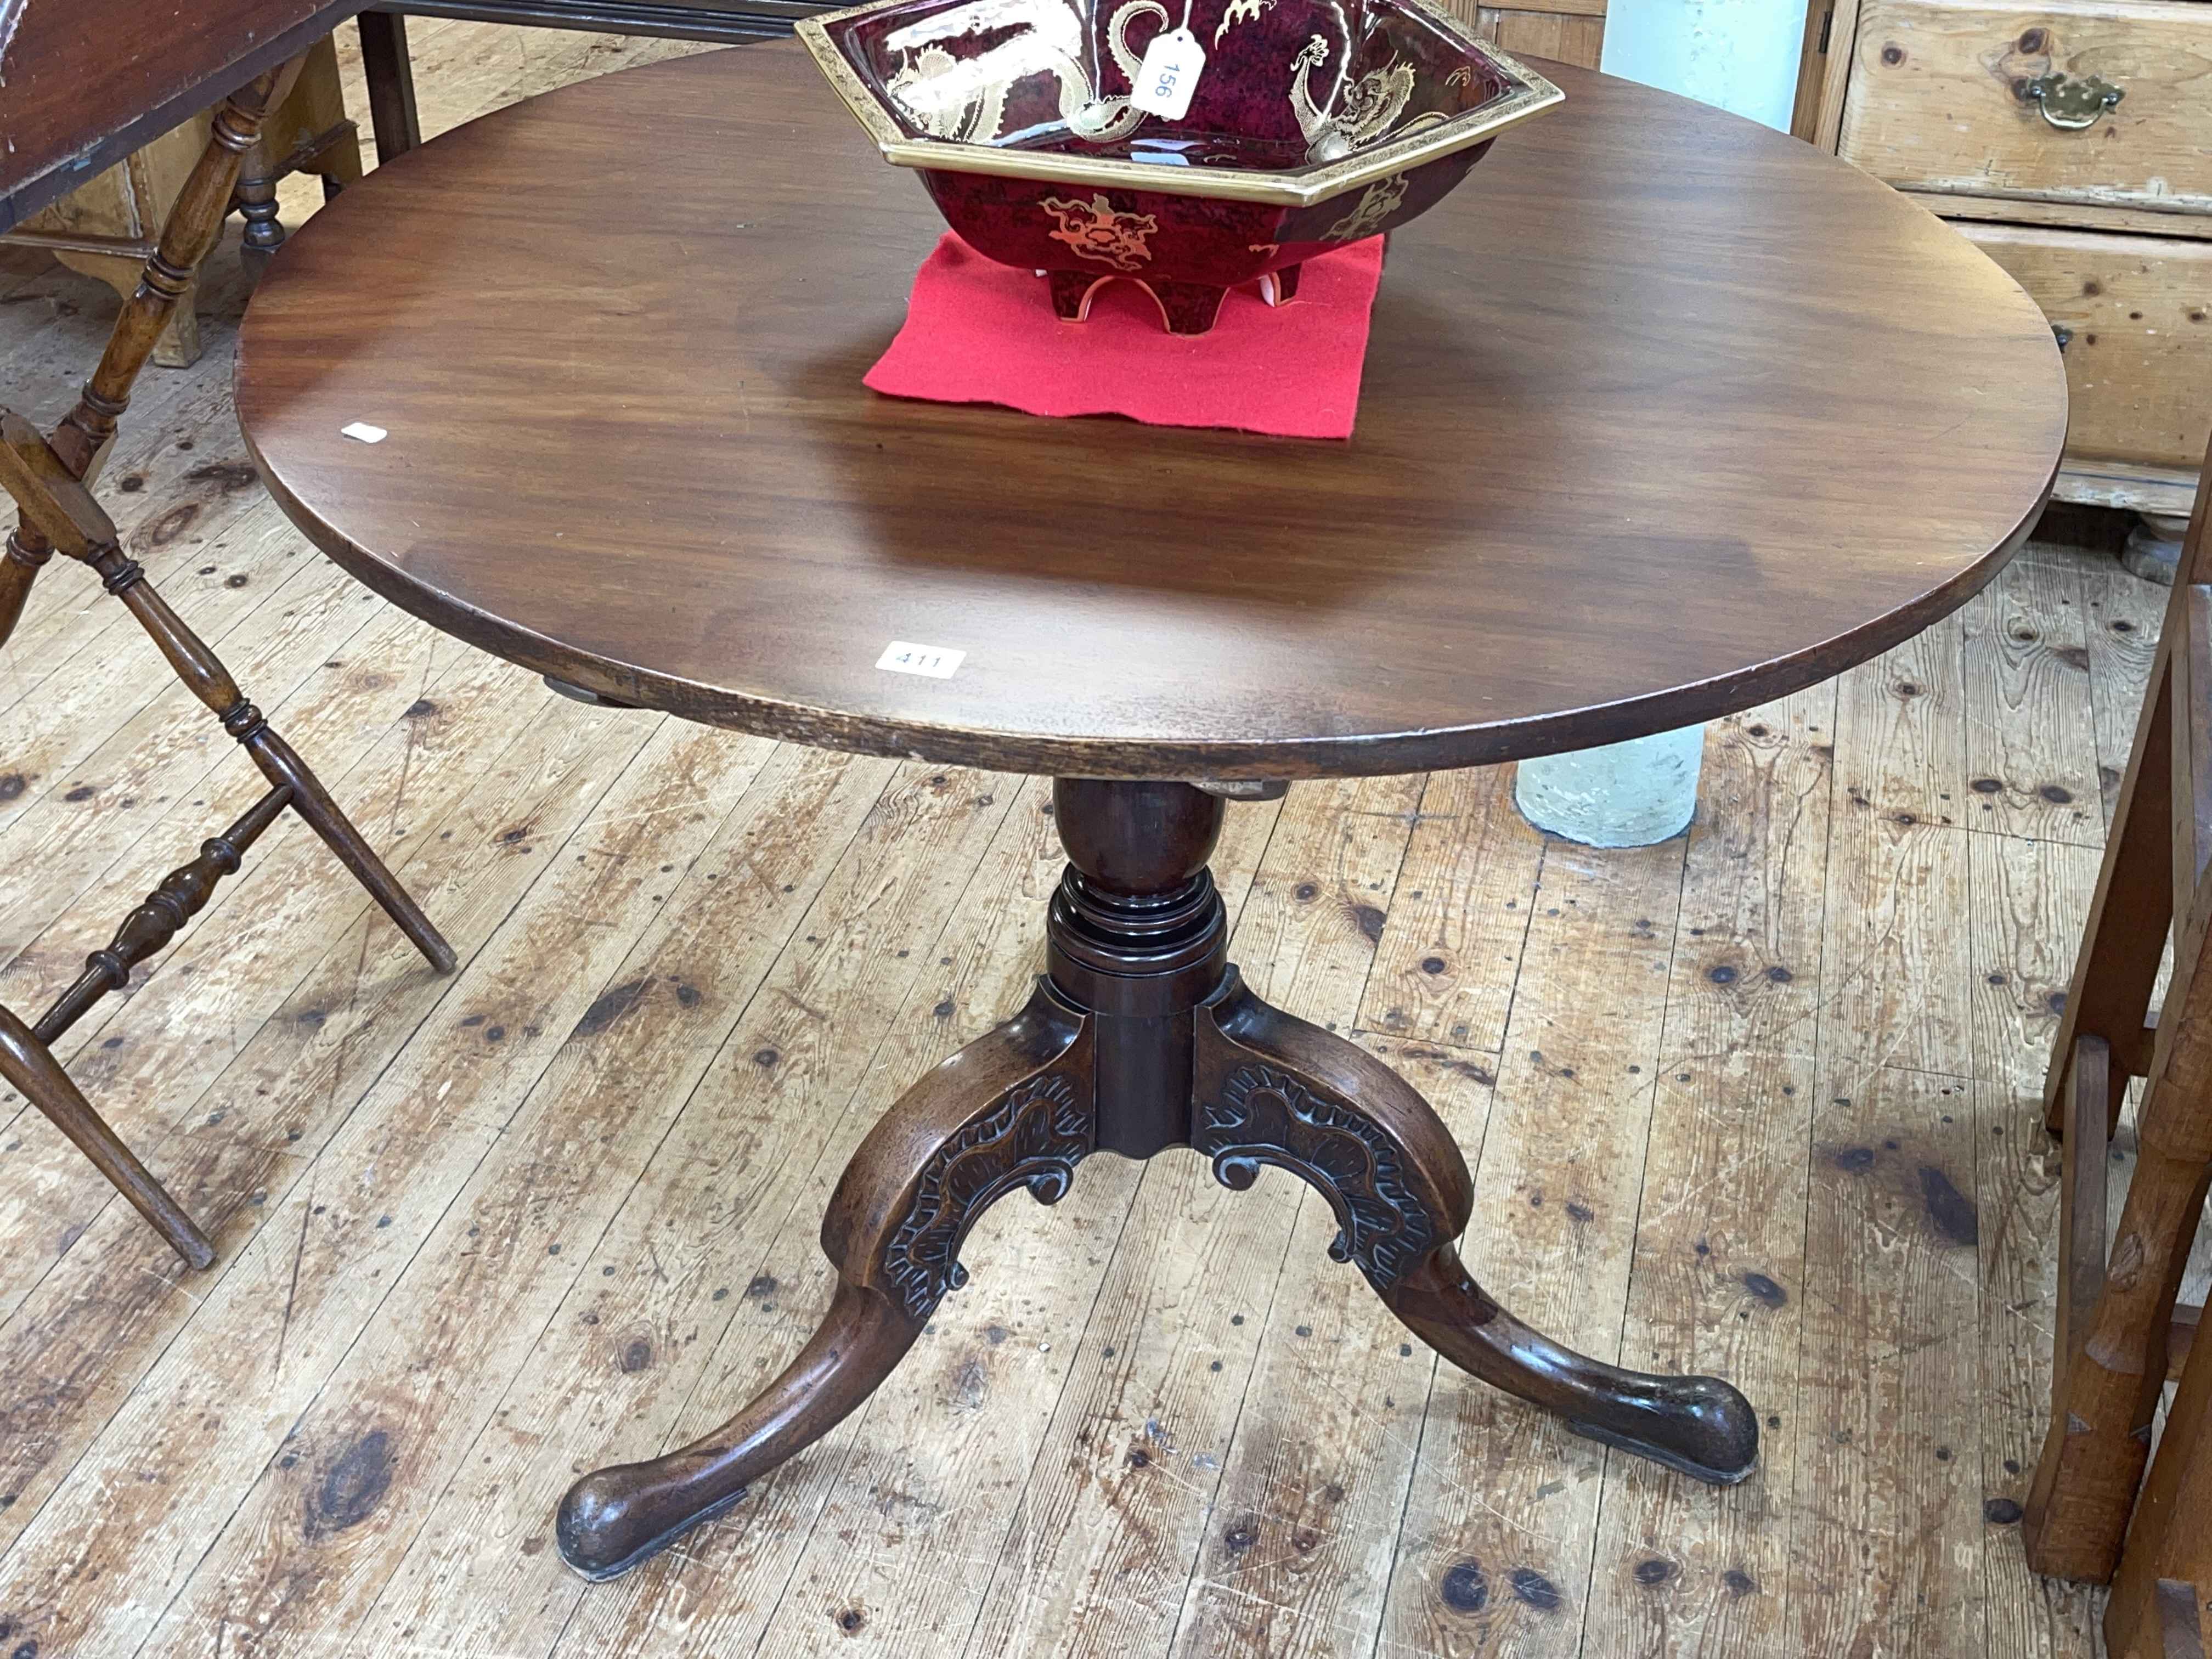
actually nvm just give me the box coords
[236,43,2065,780]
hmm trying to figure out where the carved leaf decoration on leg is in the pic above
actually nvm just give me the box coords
[1195,1064,1436,1291]
[881,1073,1092,1318]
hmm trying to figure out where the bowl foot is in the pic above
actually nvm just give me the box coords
[1045,270,1244,335]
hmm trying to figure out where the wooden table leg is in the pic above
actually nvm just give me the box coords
[357,12,422,164]
[555,780,1760,1581]
[1192,973,1760,1484]
[556,980,1091,1579]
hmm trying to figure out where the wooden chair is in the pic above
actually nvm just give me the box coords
[0,61,453,1271]
[0,35,362,368]
[2025,441,2212,1658]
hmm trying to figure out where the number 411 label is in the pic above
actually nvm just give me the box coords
[876,640,966,679]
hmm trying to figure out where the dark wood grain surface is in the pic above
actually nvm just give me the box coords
[0,0,357,232]
[235,43,2067,780]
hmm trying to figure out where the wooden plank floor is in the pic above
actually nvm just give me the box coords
[0,24,2183,1657]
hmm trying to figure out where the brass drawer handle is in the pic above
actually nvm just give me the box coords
[2023,72,2123,131]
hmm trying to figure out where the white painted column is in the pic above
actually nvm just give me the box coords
[1508,1,1807,847]
[1599,0,1810,129]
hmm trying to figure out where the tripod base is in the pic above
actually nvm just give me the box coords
[556,780,1759,1581]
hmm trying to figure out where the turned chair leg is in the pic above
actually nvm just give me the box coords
[80,543,455,975]
[0,785,292,1267]
[0,1007,213,1268]
[0,531,53,645]
[0,59,449,1269]
[557,981,1093,1579]
[240,721,455,973]
[233,133,288,263]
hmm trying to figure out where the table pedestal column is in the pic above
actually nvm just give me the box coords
[554,779,1760,1582]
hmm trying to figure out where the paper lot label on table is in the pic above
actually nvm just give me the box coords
[877,641,966,678]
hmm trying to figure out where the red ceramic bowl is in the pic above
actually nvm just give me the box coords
[799,0,1561,332]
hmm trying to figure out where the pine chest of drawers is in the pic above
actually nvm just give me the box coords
[1796,0,2212,515]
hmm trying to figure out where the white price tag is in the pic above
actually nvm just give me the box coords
[1130,27,1205,120]
[876,640,965,679]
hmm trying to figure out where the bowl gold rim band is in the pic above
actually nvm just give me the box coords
[795,0,1564,208]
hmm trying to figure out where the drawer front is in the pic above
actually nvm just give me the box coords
[1963,222,2212,469]
[1841,0,2212,216]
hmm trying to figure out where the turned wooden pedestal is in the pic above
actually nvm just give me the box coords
[554,779,1759,1578]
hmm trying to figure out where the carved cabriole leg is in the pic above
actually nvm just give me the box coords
[0,1007,214,1268]
[1193,975,1762,1484]
[552,778,1757,1583]
[555,983,1094,1580]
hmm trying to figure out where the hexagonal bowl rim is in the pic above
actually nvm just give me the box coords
[796,0,1565,208]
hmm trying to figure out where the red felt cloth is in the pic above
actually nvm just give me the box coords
[864,233,1385,440]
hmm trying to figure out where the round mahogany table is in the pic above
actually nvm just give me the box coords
[235,42,2066,1582]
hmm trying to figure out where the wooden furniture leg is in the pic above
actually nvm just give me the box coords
[557,981,1087,1578]
[0,62,450,972]
[1194,975,1759,1483]
[0,782,293,1269]
[2026,463,2212,1588]
[91,541,457,972]
[2042,644,2171,1137]
[2106,1316,2212,1659]
[0,73,452,1260]
[357,13,424,163]
[235,35,366,256]
[4,34,361,368]
[233,132,288,259]
[0,1007,214,1269]
[272,33,366,201]
[1,415,458,973]
[53,256,203,369]
[554,780,1760,1581]
[2026,464,2212,1601]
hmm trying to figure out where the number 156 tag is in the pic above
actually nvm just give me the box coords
[1131,27,1205,120]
